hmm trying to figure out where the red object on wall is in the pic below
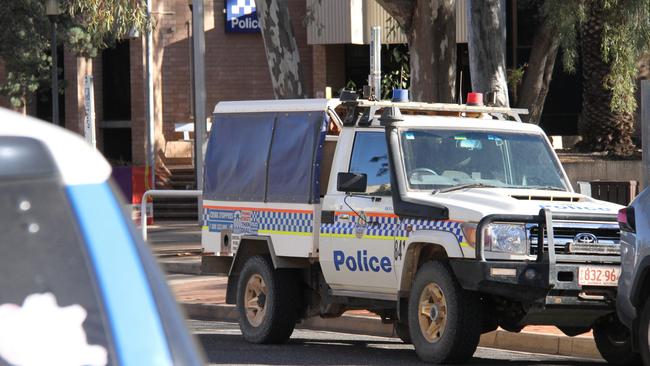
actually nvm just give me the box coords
[132,166,153,225]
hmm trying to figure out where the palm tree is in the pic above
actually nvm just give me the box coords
[577,1,635,156]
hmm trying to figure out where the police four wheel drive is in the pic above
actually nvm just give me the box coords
[200,92,627,364]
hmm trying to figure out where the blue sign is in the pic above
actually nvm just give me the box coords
[225,0,260,33]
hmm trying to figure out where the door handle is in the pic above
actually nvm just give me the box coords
[338,214,350,221]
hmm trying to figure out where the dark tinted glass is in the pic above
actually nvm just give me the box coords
[349,132,391,195]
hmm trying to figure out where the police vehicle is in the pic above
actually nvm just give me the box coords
[201,92,626,364]
[0,109,203,366]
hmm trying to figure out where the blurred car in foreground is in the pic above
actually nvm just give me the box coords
[617,187,650,364]
[0,108,204,366]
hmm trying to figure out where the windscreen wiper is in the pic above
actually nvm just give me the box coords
[433,183,498,194]
[522,185,567,191]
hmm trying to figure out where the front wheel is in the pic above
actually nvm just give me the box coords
[408,261,481,364]
[593,314,640,365]
[236,255,299,344]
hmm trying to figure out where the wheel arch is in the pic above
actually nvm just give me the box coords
[631,257,650,309]
[225,236,309,304]
[399,237,460,295]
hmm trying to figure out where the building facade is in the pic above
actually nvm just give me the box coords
[0,0,580,170]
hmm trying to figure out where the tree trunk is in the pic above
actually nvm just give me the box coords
[578,2,635,156]
[256,0,306,99]
[516,17,559,124]
[376,0,456,103]
[467,0,509,107]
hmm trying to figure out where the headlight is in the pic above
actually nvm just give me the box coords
[483,224,528,254]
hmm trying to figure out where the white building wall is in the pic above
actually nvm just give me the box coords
[307,0,468,45]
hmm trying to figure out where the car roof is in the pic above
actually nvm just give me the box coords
[213,98,340,113]
[390,114,546,134]
[0,108,110,186]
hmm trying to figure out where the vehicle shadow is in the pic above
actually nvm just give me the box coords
[196,332,604,366]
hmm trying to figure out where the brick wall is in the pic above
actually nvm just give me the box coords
[312,45,327,97]
[130,37,146,165]
[51,0,323,166]
[326,44,347,93]
[159,0,315,143]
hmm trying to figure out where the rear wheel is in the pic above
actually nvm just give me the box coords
[408,261,481,364]
[638,298,650,365]
[236,255,299,344]
[593,314,640,365]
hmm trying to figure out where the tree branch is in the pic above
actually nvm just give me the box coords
[375,0,416,31]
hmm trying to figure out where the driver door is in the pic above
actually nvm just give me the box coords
[320,130,398,295]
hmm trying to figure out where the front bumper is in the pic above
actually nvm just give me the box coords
[451,260,617,306]
[452,208,620,308]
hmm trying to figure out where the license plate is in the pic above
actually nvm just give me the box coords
[578,266,620,287]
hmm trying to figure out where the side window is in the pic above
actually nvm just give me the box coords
[349,131,391,195]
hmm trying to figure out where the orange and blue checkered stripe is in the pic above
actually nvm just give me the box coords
[203,206,464,244]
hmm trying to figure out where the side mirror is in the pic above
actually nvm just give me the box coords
[337,172,367,193]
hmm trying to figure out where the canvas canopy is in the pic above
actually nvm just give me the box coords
[204,109,328,203]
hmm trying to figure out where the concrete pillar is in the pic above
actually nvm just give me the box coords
[63,50,92,135]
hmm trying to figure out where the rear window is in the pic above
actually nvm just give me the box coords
[204,111,327,203]
[0,137,116,365]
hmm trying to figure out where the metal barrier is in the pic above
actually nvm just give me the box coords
[141,189,202,241]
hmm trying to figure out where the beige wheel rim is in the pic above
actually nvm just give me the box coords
[244,274,268,327]
[418,283,448,343]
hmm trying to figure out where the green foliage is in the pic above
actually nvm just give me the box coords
[381,45,409,99]
[0,0,148,107]
[507,65,526,90]
[62,0,148,57]
[547,0,649,114]
[0,0,51,107]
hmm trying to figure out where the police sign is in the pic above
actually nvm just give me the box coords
[225,0,260,33]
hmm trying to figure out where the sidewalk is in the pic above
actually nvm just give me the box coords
[147,223,603,360]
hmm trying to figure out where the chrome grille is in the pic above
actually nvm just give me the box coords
[528,223,620,256]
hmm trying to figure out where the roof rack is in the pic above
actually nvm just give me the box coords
[346,99,528,123]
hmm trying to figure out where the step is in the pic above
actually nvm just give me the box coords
[170,181,197,189]
[154,203,198,210]
[153,196,199,202]
[171,174,196,181]
[154,211,199,219]
[169,167,195,174]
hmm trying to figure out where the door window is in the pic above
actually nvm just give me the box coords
[349,132,391,195]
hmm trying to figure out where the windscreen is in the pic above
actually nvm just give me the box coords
[399,129,568,191]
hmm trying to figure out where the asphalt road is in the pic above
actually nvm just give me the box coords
[189,320,605,366]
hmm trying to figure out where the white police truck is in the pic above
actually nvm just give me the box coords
[201,94,627,364]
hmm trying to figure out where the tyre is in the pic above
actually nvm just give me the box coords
[236,255,299,344]
[395,321,412,344]
[638,299,650,365]
[593,314,641,365]
[408,261,481,364]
